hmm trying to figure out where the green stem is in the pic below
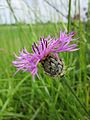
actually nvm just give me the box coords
[67,0,72,33]
[66,0,72,66]
[63,77,90,118]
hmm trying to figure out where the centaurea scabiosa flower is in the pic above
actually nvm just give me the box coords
[13,31,79,79]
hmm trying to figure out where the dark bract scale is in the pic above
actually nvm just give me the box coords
[41,54,64,77]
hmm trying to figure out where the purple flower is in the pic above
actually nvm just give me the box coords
[12,31,79,79]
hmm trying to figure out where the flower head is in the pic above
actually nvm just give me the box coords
[13,31,79,79]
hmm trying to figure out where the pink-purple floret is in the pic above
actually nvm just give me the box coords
[12,31,79,78]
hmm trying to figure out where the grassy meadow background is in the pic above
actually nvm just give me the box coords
[0,21,90,120]
[0,1,90,120]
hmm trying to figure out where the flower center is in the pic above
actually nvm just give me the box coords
[41,54,64,76]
